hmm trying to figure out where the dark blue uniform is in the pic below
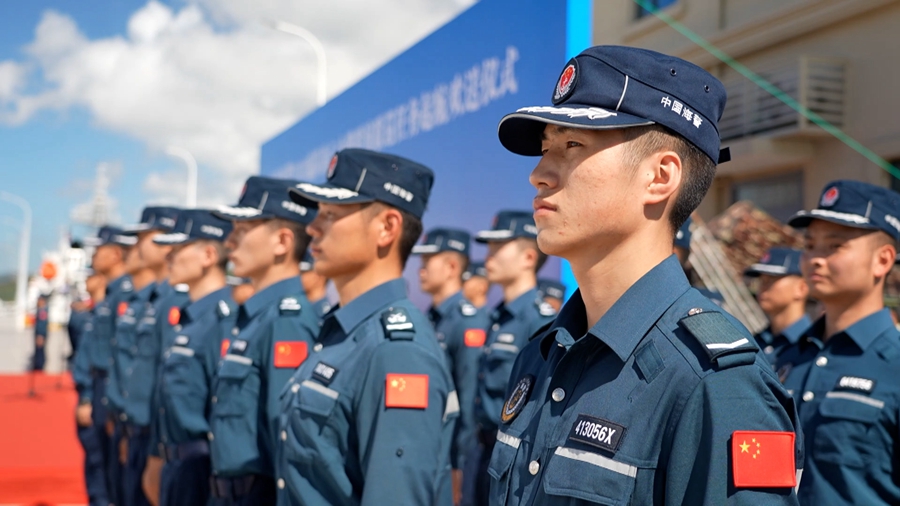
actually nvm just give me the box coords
[73,308,110,506]
[311,297,333,321]
[157,287,236,506]
[68,304,92,361]
[777,310,900,505]
[275,279,458,506]
[208,277,319,505]
[753,315,811,365]
[429,291,490,471]
[490,256,803,505]
[32,303,48,371]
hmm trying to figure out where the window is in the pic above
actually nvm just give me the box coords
[732,172,804,223]
[636,0,678,19]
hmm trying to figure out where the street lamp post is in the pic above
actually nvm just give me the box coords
[0,191,32,331]
[165,146,198,208]
[271,21,328,107]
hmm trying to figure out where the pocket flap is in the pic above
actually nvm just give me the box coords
[297,380,339,417]
[819,392,883,423]
[218,355,253,379]
[487,431,519,481]
[543,446,637,505]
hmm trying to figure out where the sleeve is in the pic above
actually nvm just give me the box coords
[451,315,489,470]
[355,341,454,506]
[72,327,93,402]
[664,366,802,505]
[146,312,168,458]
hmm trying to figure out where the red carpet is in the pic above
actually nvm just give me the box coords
[0,374,86,505]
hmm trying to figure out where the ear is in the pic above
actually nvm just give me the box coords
[794,277,809,301]
[873,243,896,279]
[271,226,293,258]
[199,243,217,269]
[374,207,404,249]
[520,241,539,271]
[643,151,682,206]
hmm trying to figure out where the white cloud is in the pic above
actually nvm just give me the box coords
[1,0,475,207]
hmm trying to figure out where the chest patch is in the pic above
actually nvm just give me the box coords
[501,375,534,424]
[274,341,308,368]
[280,297,302,315]
[312,362,338,385]
[461,303,478,316]
[174,335,189,346]
[218,300,231,317]
[568,414,626,454]
[220,339,231,358]
[497,333,515,344]
[230,339,248,353]
[168,307,180,326]
[836,375,875,393]
[464,329,486,347]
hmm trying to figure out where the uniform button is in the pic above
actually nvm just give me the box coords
[551,388,565,402]
[763,345,774,355]
[492,323,500,331]
[211,396,217,404]
[688,308,703,316]
[232,327,239,336]
[816,356,828,367]
[291,384,300,393]
[802,391,815,402]
[484,347,492,355]
[313,343,323,352]
[277,478,285,489]
[557,342,564,348]
[528,460,540,475]
[281,431,287,441]
[208,432,214,441]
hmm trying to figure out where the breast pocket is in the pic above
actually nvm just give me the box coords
[214,355,259,416]
[542,446,637,505]
[813,392,885,468]
[484,344,520,394]
[488,430,525,506]
[136,326,159,357]
[162,348,205,422]
[284,380,340,464]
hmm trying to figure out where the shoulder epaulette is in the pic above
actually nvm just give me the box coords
[173,283,189,293]
[459,300,478,317]
[678,308,758,367]
[381,306,415,340]
[217,299,234,319]
[279,296,302,316]
[536,298,557,317]
[121,279,133,292]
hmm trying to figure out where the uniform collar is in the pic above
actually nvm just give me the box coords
[495,287,540,319]
[136,282,156,302]
[243,277,302,319]
[809,308,895,350]
[150,280,171,302]
[541,255,689,361]
[185,286,232,323]
[780,314,812,345]
[106,274,131,295]
[332,278,407,335]
[433,291,465,319]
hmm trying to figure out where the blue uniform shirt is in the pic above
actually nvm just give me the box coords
[489,256,803,505]
[73,308,97,400]
[34,306,49,337]
[157,286,236,448]
[429,291,491,469]
[75,274,134,404]
[475,288,556,431]
[275,278,458,506]
[108,282,153,415]
[311,297,333,322]
[121,282,189,427]
[777,309,900,505]
[753,314,811,365]
[209,277,319,478]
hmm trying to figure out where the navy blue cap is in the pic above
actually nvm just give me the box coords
[475,210,538,243]
[744,247,803,277]
[152,209,232,245]
[788,180,900,241]
[289,148,435,220]
[122,206,180,234]
[83,226,137,247]
[300,250,314,272]
[215,176,315,224]
[412,228,471,256]
[537,279,566,301]
[674,216,693,250]
[463,261,487,280]
[498,45,729,164]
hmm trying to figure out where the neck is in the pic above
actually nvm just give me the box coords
[188,269,227,302]
[131,268,156,291]
[334,259,403,307]
[152,263,169,282]
[252,261,300,294]
[431,280,462,308]
[502,273,536,305]
[767,303,807,336]
[106,264,126,281]
[570,227,672,328]
[305,283,327,302]
[822,288,885,340]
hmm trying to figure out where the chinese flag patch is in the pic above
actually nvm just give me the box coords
[732,431,796,488]
[274,341,308,368]
[385,373,429,409]
[117,301,128,316]
[220,339,230,358]
[168,307,180,326]
[464,329,486,347]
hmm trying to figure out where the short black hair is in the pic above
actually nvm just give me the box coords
[267,218,312,262]
[621,124,716,234]
[516,237,547,273]
[195,239,229,271]
[366,202,422,268]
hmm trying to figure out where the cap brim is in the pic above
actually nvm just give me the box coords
[120,223,153,235]
[788,209,878,230]
[498,104,655,156]
[211,205,270,221]
[289,182,375,208]
[152,232,191,245]
[411,244,441,255]
[82,236,103,247]
[743,264,789,277]
[474,229,515,243]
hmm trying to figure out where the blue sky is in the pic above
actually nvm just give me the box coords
[0,0,472,277]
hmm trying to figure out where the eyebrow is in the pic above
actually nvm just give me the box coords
[540,125,573,141]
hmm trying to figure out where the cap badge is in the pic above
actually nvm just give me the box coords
[821,187,839,207]
[553,62,577,104]
[501,375,534,424]
[327,154,338,180]
[761,253,771,263]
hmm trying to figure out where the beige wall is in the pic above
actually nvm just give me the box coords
[593,0,900,219]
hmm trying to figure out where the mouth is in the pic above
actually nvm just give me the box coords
[533,198,557,214]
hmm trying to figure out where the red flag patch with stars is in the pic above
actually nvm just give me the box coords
[385,374,428,409]
[464,329,486,347]
[220,339,230,358]
[732,431,796,488]
[168,307,180,326]
[117,301,128,316]
[273,341,308,368]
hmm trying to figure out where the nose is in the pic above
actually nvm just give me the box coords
[306,216,322,239]
[529,155,558,191]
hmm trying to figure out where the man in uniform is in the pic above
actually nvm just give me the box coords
[537,279,566,312]
[207,176,320,505]
[462,261,490,309]
[778,180,900,505]
[488,45,802,504]
[467,210,556,506]
[145,209,234,506]
[300,252,332,320]
[414,227,491,504]
[116,206,185,506]
[744,247,810,364]
[275,148,457,505]
[31,295,49,394]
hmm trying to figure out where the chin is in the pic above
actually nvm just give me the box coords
[536,233,573,259]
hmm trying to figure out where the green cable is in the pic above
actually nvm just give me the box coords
[633,0,900,180]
